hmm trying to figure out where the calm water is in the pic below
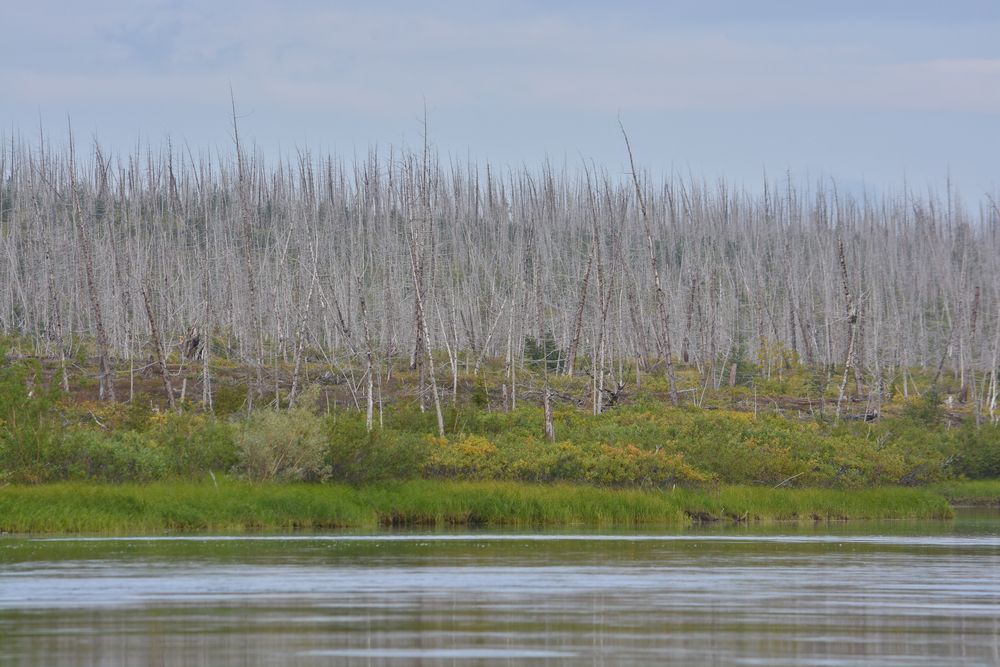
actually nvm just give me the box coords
[2,513,1000,666]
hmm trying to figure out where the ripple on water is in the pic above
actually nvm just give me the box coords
[2,524,1000,666]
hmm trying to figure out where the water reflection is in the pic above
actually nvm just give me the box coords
[2,516,1000,666]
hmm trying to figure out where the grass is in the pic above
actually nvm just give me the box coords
[928,480,1000,506]
[0,480,955,534]
[691,486,956,521]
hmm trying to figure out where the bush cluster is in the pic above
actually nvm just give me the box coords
[236,407,329,482]
[422,435,709,487]
[2,361,999,488]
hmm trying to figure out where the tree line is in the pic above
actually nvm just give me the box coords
[1,129,998,432]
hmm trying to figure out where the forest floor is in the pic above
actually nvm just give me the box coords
[10,347,982,424]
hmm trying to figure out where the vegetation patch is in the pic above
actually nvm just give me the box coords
[0,137,998,534]
[0,480,953,535]
[2,358,999,493]
[928,480,1000,507]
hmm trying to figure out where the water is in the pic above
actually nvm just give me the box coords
[2,513,1000,666]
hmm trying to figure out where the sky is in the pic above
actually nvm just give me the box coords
[2,0,999,196]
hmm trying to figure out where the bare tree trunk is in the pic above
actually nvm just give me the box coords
[140,281,176,411]
[406,208,445,437]
[358,275,376,432]
[988,287,1000,424]
[543,385,556,442]
[594,270,617,415]
[44,240,71,393]
[2,126,999,435]
[201,272,214,411]
[201,335,212,411]
[962,285,980,404]
[681,271,697,364]
[836,239,858,418]
[288,255,318,407]
[473,296,506,377]
[564,228,595,376]
[436,304,459,405]
[620,122,679,405]
[503,286,517,412]
[68,133,115,401]
[231,93,264,411]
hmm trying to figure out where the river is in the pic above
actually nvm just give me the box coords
[2,511,999,665]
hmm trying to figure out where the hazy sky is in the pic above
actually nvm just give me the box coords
[3,0,998,195]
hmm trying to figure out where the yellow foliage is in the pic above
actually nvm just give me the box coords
[456,435,497,457]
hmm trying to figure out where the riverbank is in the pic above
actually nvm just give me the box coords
[929,480,1000,507]
[0,480,961,534]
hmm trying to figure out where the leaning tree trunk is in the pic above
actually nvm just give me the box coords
[621,122,679,405]
[406,208,445,437]
[140,281,176,412]
[836,239,858,419]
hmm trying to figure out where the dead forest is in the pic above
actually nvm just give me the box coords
[1,131,999,430]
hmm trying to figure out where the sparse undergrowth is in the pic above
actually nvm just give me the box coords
[1,359,998,494]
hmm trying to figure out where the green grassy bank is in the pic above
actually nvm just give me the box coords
[0,480,957,534]
[929,480,1000,506]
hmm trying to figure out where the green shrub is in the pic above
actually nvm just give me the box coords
[421,433,710,488]
[211,384,248,416]
[512,440,587,482]
[953,421,1000,479]
[524,332,561,372]
[903,386,945,426]
[234,406,330,482]
[583,443,710,487]
[424,434,502,478]
[0,361,62,483]
[327,414,430,483]
[147,412,236,477]
[56,430,168,482]
[382,405,444,433]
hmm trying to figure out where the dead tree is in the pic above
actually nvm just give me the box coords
[836,239,859,418]
[140,280,177,411]
[962,285,980,404]
[564,197,597,376]
[68,132,115,401]
[406,196,445,438]
[621,121,680,405]
[357,274,376,432]
[231,93,265,410]
[3,126,1000,433]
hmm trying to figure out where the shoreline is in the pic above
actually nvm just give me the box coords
[1,479,987,535]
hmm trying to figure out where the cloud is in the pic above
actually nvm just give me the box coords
[1,1,997,196]
[4,3,998,117]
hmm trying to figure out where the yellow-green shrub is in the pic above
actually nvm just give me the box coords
[423,435,502,478]
[235,408,330,482]
[583,443,710,487]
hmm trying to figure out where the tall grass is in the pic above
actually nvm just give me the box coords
[928,480,1000,506]
[0,480,953,534]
